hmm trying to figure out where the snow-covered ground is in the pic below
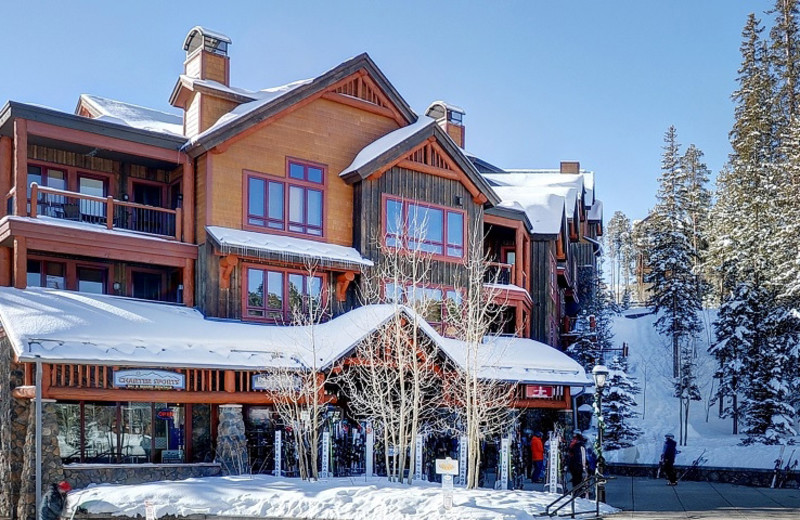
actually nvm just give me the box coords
[66,475,616,519]
[605,307,800,469]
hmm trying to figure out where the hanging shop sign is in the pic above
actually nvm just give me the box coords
[525,385,555,399]
[252,373,302,392]
[114,369,185,390]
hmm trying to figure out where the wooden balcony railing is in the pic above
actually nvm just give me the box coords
[28,183,182,240]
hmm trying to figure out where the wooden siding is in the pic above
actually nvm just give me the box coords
[530,240,558,344]
[195,154,208,243]
[200,95,238,135]
[208,97,400,247]
[185,93,201,138]
[355,165,482,288]
[28,144,176,197]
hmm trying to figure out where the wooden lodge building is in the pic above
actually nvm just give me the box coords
[0,26,601,518]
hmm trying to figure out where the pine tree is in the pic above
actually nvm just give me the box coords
[677,144,712,302]
[709,283,748,434]
[606,211,634,306]
[769,0,800,133]
[567,264,614,372]
[602,356,642,450]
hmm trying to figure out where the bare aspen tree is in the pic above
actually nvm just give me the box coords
[447,219,516,489]
[260,260,327,480]
[334,204,445,483]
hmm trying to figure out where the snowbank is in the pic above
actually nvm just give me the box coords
[65,475,617,519]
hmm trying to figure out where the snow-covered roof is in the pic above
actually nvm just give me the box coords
[340,118,436,176]
[78,94,183,136]
[492,188,567,236]
[438,335,589,385]
[189,78,314,144]
[486,172,584,211]
[176,75,258,101]
[0,288,588,386]
[588,199,603,222]
[206,226,373,270]
[185,26,231,45]
[0,287,396,370]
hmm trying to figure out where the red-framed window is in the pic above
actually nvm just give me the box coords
[384,282,462,334]
[383,195,465,260]
[245,159,326,237]
[245,265,326,323]
[27,257,110,295]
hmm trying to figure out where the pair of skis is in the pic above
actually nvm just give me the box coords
[771,447,797,489]
[677,449,707,482]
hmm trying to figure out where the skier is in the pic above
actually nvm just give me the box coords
[530,431,544,483]
[566,431,587,491]
[661,433,679,486]
[40,481,71,520]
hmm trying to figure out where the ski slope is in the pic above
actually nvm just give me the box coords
[604,307,799,470]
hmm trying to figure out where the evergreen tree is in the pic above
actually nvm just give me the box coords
[677,144,712,302]
[602,355,642,450]
[646,126,702,379]
[709,283,748,434]
[606,211,634,306]
[769,0,800,132]
[568,264,614,372]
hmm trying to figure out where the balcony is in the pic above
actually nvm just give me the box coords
[486,262,515,286]
[25,183,182,240]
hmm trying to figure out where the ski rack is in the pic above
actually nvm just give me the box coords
[545,473,609,519]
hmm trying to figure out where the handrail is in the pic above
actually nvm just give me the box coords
[28,183,182,240]
[487,261,515,285]
[545,473,608,518]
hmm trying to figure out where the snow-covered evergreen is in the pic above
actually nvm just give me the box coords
[602,355,643,450]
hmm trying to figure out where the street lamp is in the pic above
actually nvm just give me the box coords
[592,364,609,503]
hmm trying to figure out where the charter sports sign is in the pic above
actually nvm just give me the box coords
[113,369,185,390]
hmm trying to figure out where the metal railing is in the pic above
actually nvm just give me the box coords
[545,473,608,519]
[28,183,182,240]
[486,262,515,285]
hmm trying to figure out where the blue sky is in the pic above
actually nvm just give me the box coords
[3,1,772,222]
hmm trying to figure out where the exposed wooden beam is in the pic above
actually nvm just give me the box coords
[25,120,182,164]
[0,136,11,218]
[13,236,26,289]
[396,159,460,180]
[321,92,398,122]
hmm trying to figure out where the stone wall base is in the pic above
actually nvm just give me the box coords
[64,463,222,490]
[608,463,799,488]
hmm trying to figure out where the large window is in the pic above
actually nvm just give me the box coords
[385,282,462,334]
[384,196,465,260]
[245,266,324,323]
[246,159,325,237]
[27,258,110,294]
[55,401,192,464]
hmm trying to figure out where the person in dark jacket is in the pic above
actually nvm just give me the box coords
[567,431,587,490]
[40,481,71,520]
[661,433,679,485]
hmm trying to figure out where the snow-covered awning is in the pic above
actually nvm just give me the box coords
[77,94,184,136]
[0,288,589,387]
[206,226,373,270]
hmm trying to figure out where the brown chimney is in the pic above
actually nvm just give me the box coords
[560,161,580,174]
[183,26,231,86]
[425,101,466,148]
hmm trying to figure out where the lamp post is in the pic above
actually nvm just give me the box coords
[592,364,609,503]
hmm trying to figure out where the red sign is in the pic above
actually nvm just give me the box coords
[156,409,174,420]
[525,385,555,399]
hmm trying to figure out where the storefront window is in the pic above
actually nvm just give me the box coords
[191,404,213,463]
[121,403,153,463]
[153,404,185,463]
[55,403,82,464]
[83,402,119,463]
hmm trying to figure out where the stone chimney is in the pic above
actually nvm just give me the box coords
[170,27,242,138]
[425,101,466,148]
[560,161,580,174]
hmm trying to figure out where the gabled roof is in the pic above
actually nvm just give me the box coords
[339,117,500,206]
[0,287,588,386]
[491,188,568,238]
[76,94,184,136]
[183,53,417,156]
